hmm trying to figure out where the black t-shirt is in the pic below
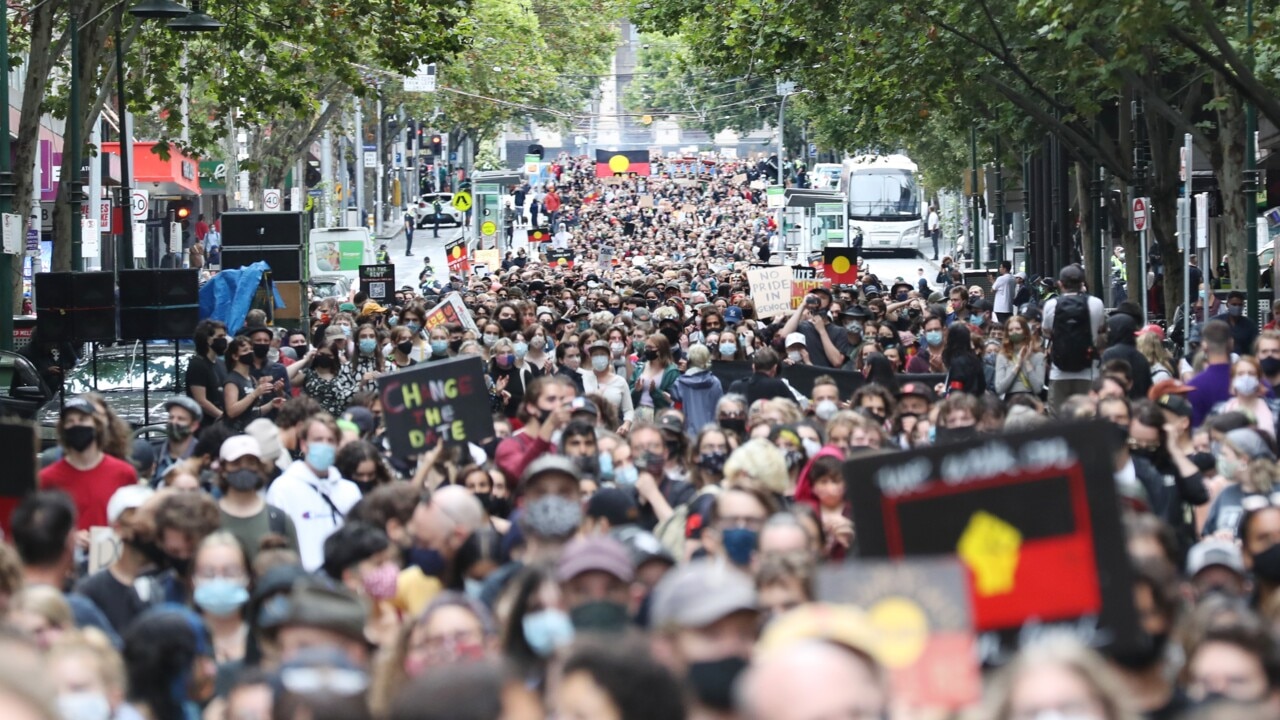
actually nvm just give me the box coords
[75,569,155,636]
[224,370,258,431]
[186,355,227,412]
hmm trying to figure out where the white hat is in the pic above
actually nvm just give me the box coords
[785,332,807,348]
[220,435,263,463]
[245,419,283,464]
[107,484,155,525]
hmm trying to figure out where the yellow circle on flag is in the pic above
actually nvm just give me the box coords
[832,256,851,274]
[868,597,929,669]
[451,246,463,259]
[608,155,631,173]
[557,257,568,266]
[481,220,497,236]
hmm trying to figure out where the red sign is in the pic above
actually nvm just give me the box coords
[1131,197,1148,232]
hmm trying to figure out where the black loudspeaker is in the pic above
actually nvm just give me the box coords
[118,269,200,341]
[220,247,301,281]
[221,212,304,248]
[34,272,116,343]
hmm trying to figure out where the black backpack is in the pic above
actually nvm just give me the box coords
[1050,293,1096,372]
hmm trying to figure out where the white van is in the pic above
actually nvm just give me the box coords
[308,227,376,285]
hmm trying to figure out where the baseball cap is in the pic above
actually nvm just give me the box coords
[650,559,757,630]
[555,535,635,584]
[361,301,387,315]
[340,407,376,437]
[338,302,358,313]
[276,578,369,645]
[1186,538,1247,577]
[1153,392,1193,418]
[245,418,284,465]
[63,396,96,417]
[587,487,639,527]
[569,397,600,418]
[107,484,155,524]
[521,455,582,489]
[1148,379,1193,401]
[1137,324,1165,340]
[896,382,937,404]
[163,396,203,423]
[723,306,744,325]
[220,435,263,463]
[656,413,684,435]
[785,332,807,348]
[130,439,156,470]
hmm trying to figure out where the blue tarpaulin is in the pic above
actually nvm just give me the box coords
[198,262,285,335]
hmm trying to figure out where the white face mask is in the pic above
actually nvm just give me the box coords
[57,692,111,720]
[815,399,840,421]
[788,351,803,363]
[801,438,822,458]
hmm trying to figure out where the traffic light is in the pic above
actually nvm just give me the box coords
[406,120,417,149]
[431,134,443,157]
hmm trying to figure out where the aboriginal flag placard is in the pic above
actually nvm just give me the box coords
[848,422,1141,660]
[528,227,552,244]
[547,248,575,268]
[823,246,859,284]
[445,237,470,274]
[595,150,651,178]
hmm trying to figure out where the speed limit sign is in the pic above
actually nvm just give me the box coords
[264,188,281,211]
[130,189,149,221]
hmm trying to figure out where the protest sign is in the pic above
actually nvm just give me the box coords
[746,265,792,319]
[791,265,831,309]
[378,356,495,458]
[547,248,575,268]
[89,526,121,574]
[474,249,500,272]
[816,559,979,709]
[425,292,478,335]
[358,264,395,302]
[848,422,1142,662]
[638,195,654,209]
[446,237,470,274]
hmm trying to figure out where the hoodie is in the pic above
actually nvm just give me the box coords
[265,459,362,571]
[1100,313,1151,400]
[671,369,723,437]
[793,446,846,511]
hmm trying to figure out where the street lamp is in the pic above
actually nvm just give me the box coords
[111,0,221,272]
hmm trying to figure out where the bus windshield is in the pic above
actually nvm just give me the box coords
[847,170,920,220]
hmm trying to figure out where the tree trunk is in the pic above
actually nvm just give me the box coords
[1214,72,1248,292]
[12,0,61,301]
[1147,91,1185,322]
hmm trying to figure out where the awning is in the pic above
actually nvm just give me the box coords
[784,188,845,209]
[100,141,200,196]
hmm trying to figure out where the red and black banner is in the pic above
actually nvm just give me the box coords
[822,247,859,285]
[547,248,575,268]
[595,150,651,178]
[528,227,552,244]
[848,422,1142,659]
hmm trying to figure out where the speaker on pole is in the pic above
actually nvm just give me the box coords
[118,269,200,341]
[34,272,116,343]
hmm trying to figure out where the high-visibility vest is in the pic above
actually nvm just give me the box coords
[1111,255,1127,282]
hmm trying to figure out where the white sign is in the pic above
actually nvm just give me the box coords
[81,218,99,259]
[1195,192,1209,250]
[766,186,785,209]
[363,151,377,169]
[404,63,437,93]
[99,200,111,230]
[263,188,282,211]
[131,189,149,221]
[1,214,19,255]
[746,265,793,319]
[133,223,147,259]
[169,221,181,254]
[290,187,303,212]
[1131,197,1149,232]
[776,80,796,96]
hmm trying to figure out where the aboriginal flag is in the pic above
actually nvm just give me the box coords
[822,247,859,285]
[595,150,651,178]
[529,227,551,244]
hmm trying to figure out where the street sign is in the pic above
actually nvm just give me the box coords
[81,219,99,259]
[1131,197,1149,232]
[169,222,181,254]
[481,220,496,237]
[2,214,20,254]
[290,187,302,211]
[131,189,149,221]
[263,189,282,211]
[1196,193,1209,249]
[776,81,796,96]
[132,224,146,259]
[451,191,472,212]
[404,63,437,93]
[363,151,376,169]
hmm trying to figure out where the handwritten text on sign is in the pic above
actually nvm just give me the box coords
[377,356,495,456]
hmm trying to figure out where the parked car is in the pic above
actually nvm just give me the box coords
[414,193,465,229]
[33,343,194,446]
[0,349,53,420]
[309,274,352,301]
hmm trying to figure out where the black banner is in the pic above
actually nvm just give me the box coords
[359,264,395,302]
[377,356,495,458]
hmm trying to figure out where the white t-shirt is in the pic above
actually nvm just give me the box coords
[992,273,1016,314]
[1041,292,1105,381]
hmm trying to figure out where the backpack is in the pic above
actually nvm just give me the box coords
[654,485,720,559]
[1050,294,1096,372]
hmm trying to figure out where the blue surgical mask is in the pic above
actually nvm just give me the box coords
[388,315,398,326]
[339,325,352,337]
[306,442,336,473]
[431,340,449,356]
[514,342,529,359]
[925,330,944,346]
[721,527,758,567]
[971,314,985,326]
[719,342,738,357]
[522,609,575,657]
[483,333,499,347]
[358,338,377,354]
[463,578,484,599]
[406,322,422,334]
[193,578,249,616]
[614,464,638,486]
[598,452,614,482]
[592,355,610,372]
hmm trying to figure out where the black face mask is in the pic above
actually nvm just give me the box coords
[1109,632,1169,670]
[1253,543,1280,584]
[449,339,464,353]
[63,425,96,452]
[686,657,749,710]
[643,348,660,361]
[569,601,630,633]
[313,355,334,370]
[1262,357,1280,377]
[719,418,746,435]
[252,343,271,359]
[224,469,261,492]
[935,425,978,444]
[499,317,519,333]
[237,353,253,366]
[660,327,681,346]
[397,341,414,356]
[209,337,228,354]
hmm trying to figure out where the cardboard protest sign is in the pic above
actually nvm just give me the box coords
[359,264,395,302]
[816,559,979,709]
[378,356,496,458]
[746,265,792,319]
[848,422,1141,662]
[445,237,470,274]
[791,265,831,309]
[474,249,500,272]
[89,526,121,574]
[638,195,654,209]
[425,292,478,335]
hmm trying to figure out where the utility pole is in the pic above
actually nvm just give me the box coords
[993,133,1004,267]
[375,88,384,234]
[320,126,333,228]
[69,8,83,271]
[0,2,14,348]
[1245,0,1260,326]
[353,98,364,224]
[969,127,979,266]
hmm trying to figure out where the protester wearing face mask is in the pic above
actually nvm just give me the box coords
[1201,427,1278,539]
[265,415,361,572]
[190,532,252,665]
[49,633,127,720]
[628,424,697,532]
[583,341,635,434]
[243,325,292,415]
[39,397,138,529]
[224,336,286,432]
[1216,358,1277,437]
[907,315,947,373]
[187,319,228,423]
[216,435,299,556]
[649,559,760,716]
[149,396,202,486]
[388,326,418,370]
[321,521,402,646]
[810,378,842,423]
[555,536,636,634]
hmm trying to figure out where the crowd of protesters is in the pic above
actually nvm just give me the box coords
[0,153,1277,720]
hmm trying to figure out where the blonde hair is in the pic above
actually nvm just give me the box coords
[724,439,789,495]
[12,586,73,630]
[686,344,711,370]
[48,630,126,696]
[981,634,1139,720]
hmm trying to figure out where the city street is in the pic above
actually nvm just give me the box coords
[377,221,468,289]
